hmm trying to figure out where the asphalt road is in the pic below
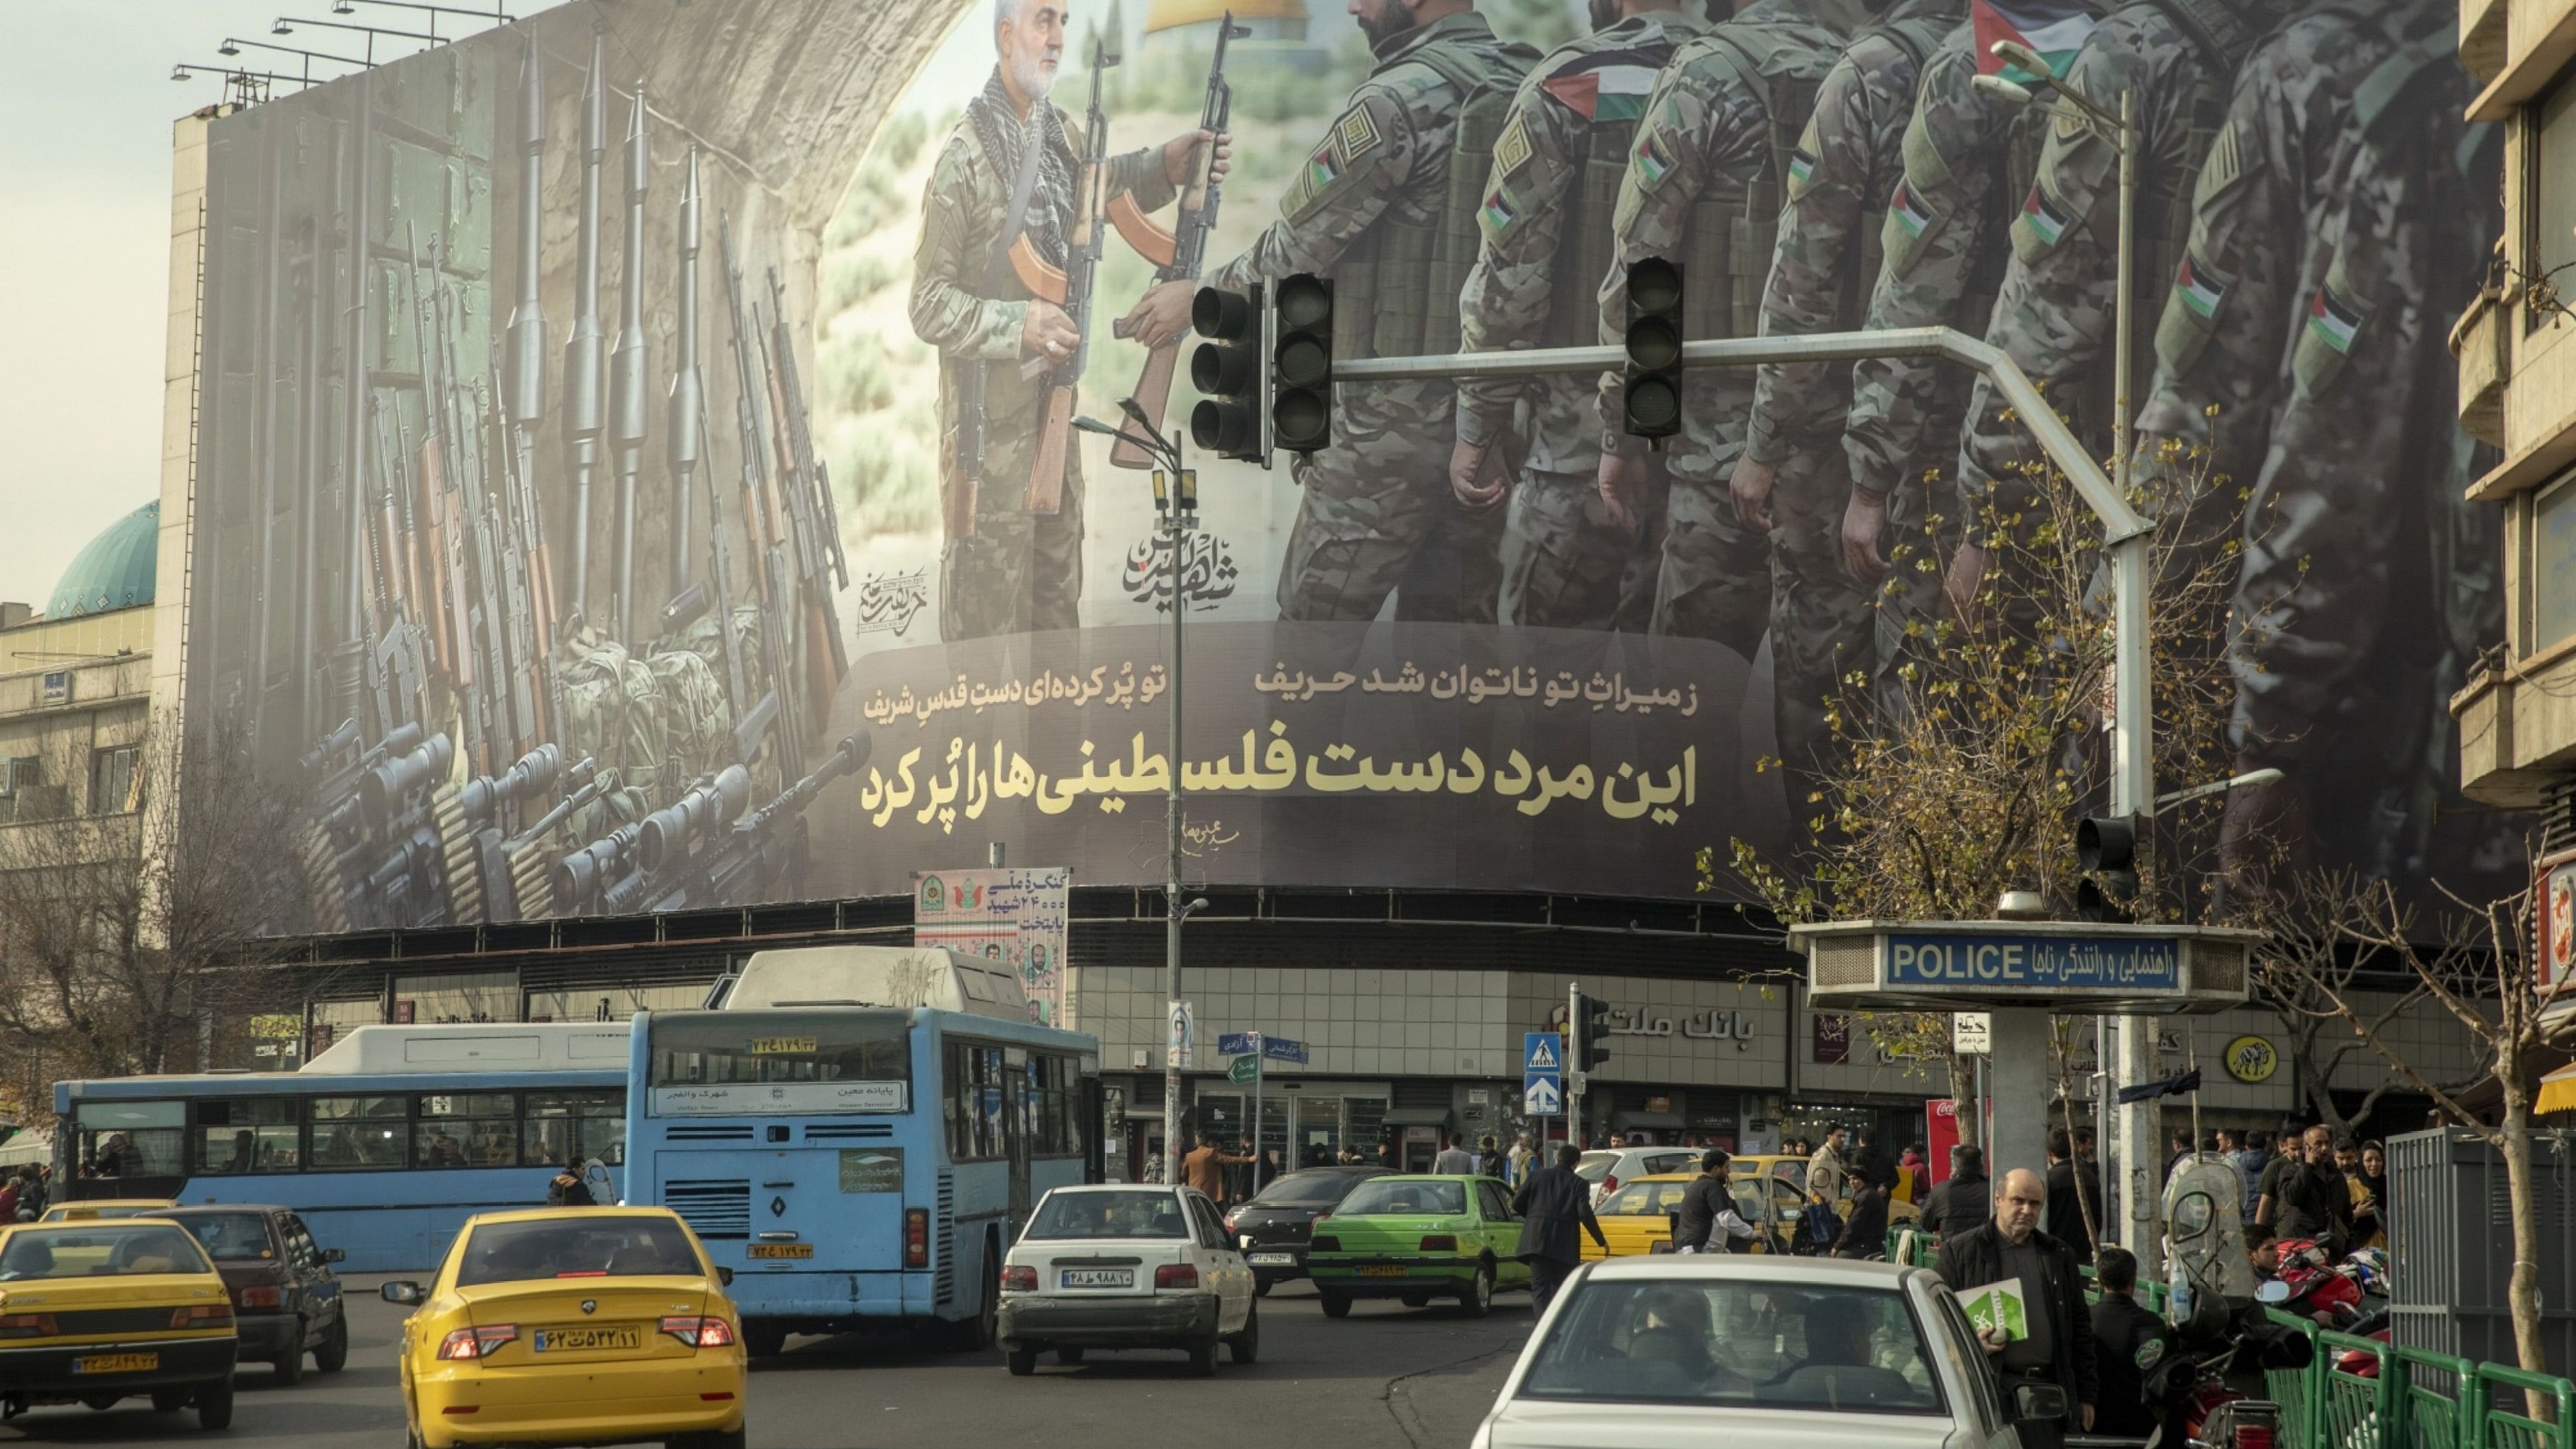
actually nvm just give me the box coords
[0,1278,1530,1449]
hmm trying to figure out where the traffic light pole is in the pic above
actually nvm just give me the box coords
[1566,982,1584,1148]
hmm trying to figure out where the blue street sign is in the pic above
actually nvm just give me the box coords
[1523,1031,1563,1075]
[1216,1031,1256,1057]
[1523,1077,1562,1115]
[1261,1036,1308,1064]
[1884,934,2180,993]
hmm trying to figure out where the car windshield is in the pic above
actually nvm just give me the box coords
[456,1218,703,1286]
[0,1226,213,1280]
[176,1214,277,1261]
[1249,1172,1369,1208]
[1519,1279,1946,1416]
[1576,1152,1619,1182]
[1335,1180,1465,1217]
[1025,1191,1190,1240]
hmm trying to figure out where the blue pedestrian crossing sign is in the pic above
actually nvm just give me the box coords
[1523,1076,1563,1115]
[1522,1031,1563,1117]
[1524,1032,1562,1073]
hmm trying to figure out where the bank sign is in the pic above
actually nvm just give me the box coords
[1886,934,2180,992]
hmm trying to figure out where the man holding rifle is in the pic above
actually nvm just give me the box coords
[911,0,1226,642]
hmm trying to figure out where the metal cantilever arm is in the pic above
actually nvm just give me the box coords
[1331,324,2155,818]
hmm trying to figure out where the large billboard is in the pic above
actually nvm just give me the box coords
[174,0,2513,932]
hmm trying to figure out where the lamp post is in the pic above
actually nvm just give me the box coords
[217,36,371,82]
[1077,406,1202,1186]
[172,64,310,103]
[1974,41,2161,1268]
[273,15,439,64]
[329,0,513,43]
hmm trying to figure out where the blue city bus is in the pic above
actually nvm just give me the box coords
[55,1022,631,1271]
[627,946,1101,1355]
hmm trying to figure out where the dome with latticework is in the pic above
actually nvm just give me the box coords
[46,501,158,618]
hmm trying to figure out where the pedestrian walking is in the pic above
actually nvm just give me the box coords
[1506,1132,1534,1187]
[2087,1247,2172,1442]
[1432,1132,1478,1175]
[1806,1125,1852,1206]
[2044,1128,2098,1260]
[547,1160,595,1208]
[1938,1168,2099,1448]
[1673,1149,1760,1253]
[2234,1131,2271,1224]
[1920,1143,1990,1238]
[1183,1132,1256,1208]
[1832,1126,1896,1259]
[1510,1143,1607,1317]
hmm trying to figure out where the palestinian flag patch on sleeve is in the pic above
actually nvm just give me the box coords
[1632,128,1676,190]
[2307,282,2364,353]
[2174,255,2228,321]
[1891,180,1935,239]
[1787,146,1818,192]
[1479,187,1520,240]
[2020,184,2073,248]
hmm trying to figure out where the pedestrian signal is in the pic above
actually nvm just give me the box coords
[1622,257,1683,441]
[1575,991,1615,1071]
[2076,815,2140,923]
[1189,283,1266,463]
[1272,273,1333,454]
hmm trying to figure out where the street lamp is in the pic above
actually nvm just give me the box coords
[172,63,309,104]
[274,15,438,64]
[331,0,513,43]
[217,36,371,82]
[1078,402,1199,1185]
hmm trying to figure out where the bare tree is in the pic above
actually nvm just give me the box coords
[2256,868,2571,1383]
[2244,869,2468,1138]
[0,712,303,1115]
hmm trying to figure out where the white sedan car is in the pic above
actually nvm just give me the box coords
[1467,1255,2069,1449]
[996,1183,1258,1377]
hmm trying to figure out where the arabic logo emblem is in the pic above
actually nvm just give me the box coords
[580,1299,597,1315]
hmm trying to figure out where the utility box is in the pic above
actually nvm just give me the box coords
[2386,1127,2576,1375]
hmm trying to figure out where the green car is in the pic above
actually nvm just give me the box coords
[1304,1174,1528,1318]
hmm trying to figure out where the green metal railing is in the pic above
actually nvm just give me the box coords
[1882,1230,2572,1449]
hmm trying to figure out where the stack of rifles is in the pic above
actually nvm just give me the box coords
[298,36,865,933]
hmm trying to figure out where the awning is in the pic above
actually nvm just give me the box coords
[1612,1111,1687,1132]
[1380,1107,1455,1128]
[0,1132,52,1168]
[2538,1063,2576,1117]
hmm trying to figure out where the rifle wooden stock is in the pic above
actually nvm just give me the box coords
[1111,340,1182,470]
[1108,192,1177,269]
[1025,384,1073,514]
[1008,235,1069,306]
[944,454,980,540]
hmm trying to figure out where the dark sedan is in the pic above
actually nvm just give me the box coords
[164,1206,347,1384]
[1222,1166,1389,1295]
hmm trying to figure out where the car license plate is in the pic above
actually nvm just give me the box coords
[72,1353,158,1374]
[1248,1253,1294,1266]
[1060,1268,1133,1289]
[533,1327,641,1353]
[748,1243,813,1259]
[1358,1265,1409,1277]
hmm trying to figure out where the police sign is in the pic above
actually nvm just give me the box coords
[1793,919,2253,1015]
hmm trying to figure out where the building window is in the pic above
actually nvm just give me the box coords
[0,757,35,823]
[2536,473,2576,654]
[87,745,140,815]
[2532,79,2576,331]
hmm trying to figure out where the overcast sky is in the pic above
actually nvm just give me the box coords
[0,1,560,610]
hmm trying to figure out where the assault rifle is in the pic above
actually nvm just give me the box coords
[1108,13,1248,469]
[718,213,807,781]
[1012,36,1119,513]
[587,732,869,915]
[764,266,850,690]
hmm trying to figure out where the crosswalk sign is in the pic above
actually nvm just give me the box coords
[1524,1033,1560,1072]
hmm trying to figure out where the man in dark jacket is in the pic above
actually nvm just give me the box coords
[1510,1143,1608,1316]
[1937,1168,2098,1448]
[1920,1144,1991,1238]
[1673,1149,1759,1254]
[2044,1128,2098,1261]
[2088,1246,2172,1441]
[547,1161,595,1208]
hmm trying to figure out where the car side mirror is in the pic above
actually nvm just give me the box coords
[2255,1279,2292,1305]
[323,1248,346,1264]
[2010,1382,2069,1424]
[716,1267,734,1287]
[380,1281,426,1306]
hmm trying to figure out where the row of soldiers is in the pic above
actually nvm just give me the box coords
[923,0,2500,880]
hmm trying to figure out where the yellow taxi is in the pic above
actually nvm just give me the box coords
[1581,1164,1922,1260]
[40,1199,182,1224]
[382,1207,746,1449]
[0,1218,239,1429]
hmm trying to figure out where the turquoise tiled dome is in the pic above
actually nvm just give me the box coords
[46,501,158,618]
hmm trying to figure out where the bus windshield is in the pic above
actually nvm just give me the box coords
[647,1011,913,1115]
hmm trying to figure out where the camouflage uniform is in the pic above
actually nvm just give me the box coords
[2227,16,2503,882]
[1596,0,1852,672]
[2126,1,2437,504]
[1457,3,1716,631]
[1206,12,1537,622]
[1839,19,2069,696]
[912,70,1178,641]
[1739,0,1961,785]
[1951,0,2293,526]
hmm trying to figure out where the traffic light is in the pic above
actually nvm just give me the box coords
[1574,991,1614,1071]
[1189,283,1266,462]
[1271,272,1333,454]
[2076,815,2140,923]
[1622,257,1683,441]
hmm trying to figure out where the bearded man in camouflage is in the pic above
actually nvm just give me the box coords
[913,0,1218,641]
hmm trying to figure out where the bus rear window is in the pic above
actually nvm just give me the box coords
[648,1011,911,1114]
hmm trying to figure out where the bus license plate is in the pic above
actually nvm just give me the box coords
[72,1354,158,1374]
[748,1243,813,1259]
[534,1327,641,1353]
[1358,1265,1409,1277]
[1060,1269,1133,1289]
